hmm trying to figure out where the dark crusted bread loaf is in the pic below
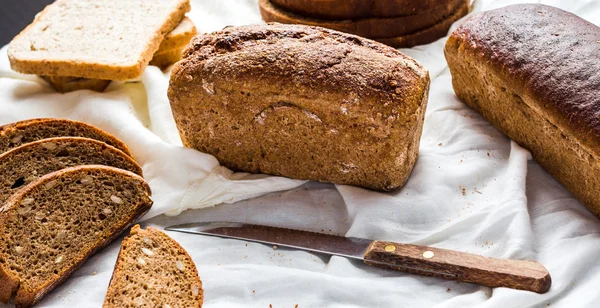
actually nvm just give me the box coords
[0,119,132,157]
[169,23,429,191]
[270,0,456,19]
[260,0,466,39]
[104,225,203,307]
[0,137,143,206]
[0,165,153,308]
[445,4,600,216]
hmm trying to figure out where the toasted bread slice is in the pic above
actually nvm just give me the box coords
[8,0,191,80]
[0,165,153,307]
[0,118,132,157]
[0,137,143,206]
[104,225,203,308]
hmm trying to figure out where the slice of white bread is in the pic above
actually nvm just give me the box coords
[0,165,153,307]
[103,225,203,307]
[43,17,197,92]
[8,0,191,80]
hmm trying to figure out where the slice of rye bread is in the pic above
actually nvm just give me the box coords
[42,17,197,93]
[259,0,465,39]
[375,1,470,48]
[270,0,460,19]
[0,137,143,206]
[0,165,153,308]
[0,118,132,157]
[103,225,203,308]
[7,0,191,80]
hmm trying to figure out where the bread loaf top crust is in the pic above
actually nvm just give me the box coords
[177,23,429,121]
[446,4,600,154]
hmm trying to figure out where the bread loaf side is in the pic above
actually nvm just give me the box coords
[169,24,429,191]
[445,4,600,215]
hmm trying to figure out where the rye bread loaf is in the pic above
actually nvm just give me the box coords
[270,0,458,19]
[0,165,153,308]
[0,137,143,206]
[7,0,191,80]
[445,4,600,216]
[0,118,132,156]
[169,23,429,191]
[259,0,466,39]
[376,1,469,48]
[103,225,203,307]
[43,17,197,93]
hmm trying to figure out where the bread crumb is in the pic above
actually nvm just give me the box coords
[91,271,97,276]
[273,245,278,250]
[438,143,442,146]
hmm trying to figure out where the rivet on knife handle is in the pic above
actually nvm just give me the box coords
[363,241,551,294]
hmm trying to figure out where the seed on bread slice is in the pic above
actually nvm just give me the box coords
[104,225,203,308]
[0,165,153,308]
[0,137,143,206]
[0,118,132,156]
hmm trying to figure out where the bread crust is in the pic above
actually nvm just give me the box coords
[260,0,466,39]
[7,0,191,80]
[169,23,429,191]
[271,0,457,19]
[0,118,132,157]
[445,4,600,215]
[0,165,152,308]
[375,1,469,48]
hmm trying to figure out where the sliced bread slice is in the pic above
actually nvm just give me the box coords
[0,137,143,206]
[0,165,153,308]
[0,118,132,157]
[8,0,191,80]
[375,1,469,48]
[43,17,197,93]
[104,225,203,308]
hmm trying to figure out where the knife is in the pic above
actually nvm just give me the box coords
[165,222,551,293]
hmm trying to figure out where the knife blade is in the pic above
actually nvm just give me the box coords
[165,222,551,293]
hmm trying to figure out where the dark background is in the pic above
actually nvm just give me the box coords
[0,0,54,45]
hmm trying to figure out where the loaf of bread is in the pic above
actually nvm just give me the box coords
[0,118,132,156]
[445,4,600,215]
[8,0,191,80]
[0,165,153,307]
[104,225,203,307]
[270,0,456,19]
[169,24,429,191]
[260,0,465,39]
[0,137,142,205]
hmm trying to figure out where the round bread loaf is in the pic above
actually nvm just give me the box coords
[260,0,466,39]
[270,0,457,19]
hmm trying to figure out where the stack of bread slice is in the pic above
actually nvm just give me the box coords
[259,0,470,48]
[7,0,197,93]
[0,118,153,307]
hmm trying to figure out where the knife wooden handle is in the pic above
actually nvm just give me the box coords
[363,241,551,293]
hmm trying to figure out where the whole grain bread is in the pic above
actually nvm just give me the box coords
[376,1,469,48]
[42,17,196,92]
[0,165,153,308]
[0,137,143,206]
[169,23,430,191]
[103,225,203,308]
[7,0,191,80]
[260,0,466,39]
[270,0,459,19]
[444,5,600,216]
[0,118,132,157]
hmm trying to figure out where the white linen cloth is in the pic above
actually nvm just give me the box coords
[1,0,599,307]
